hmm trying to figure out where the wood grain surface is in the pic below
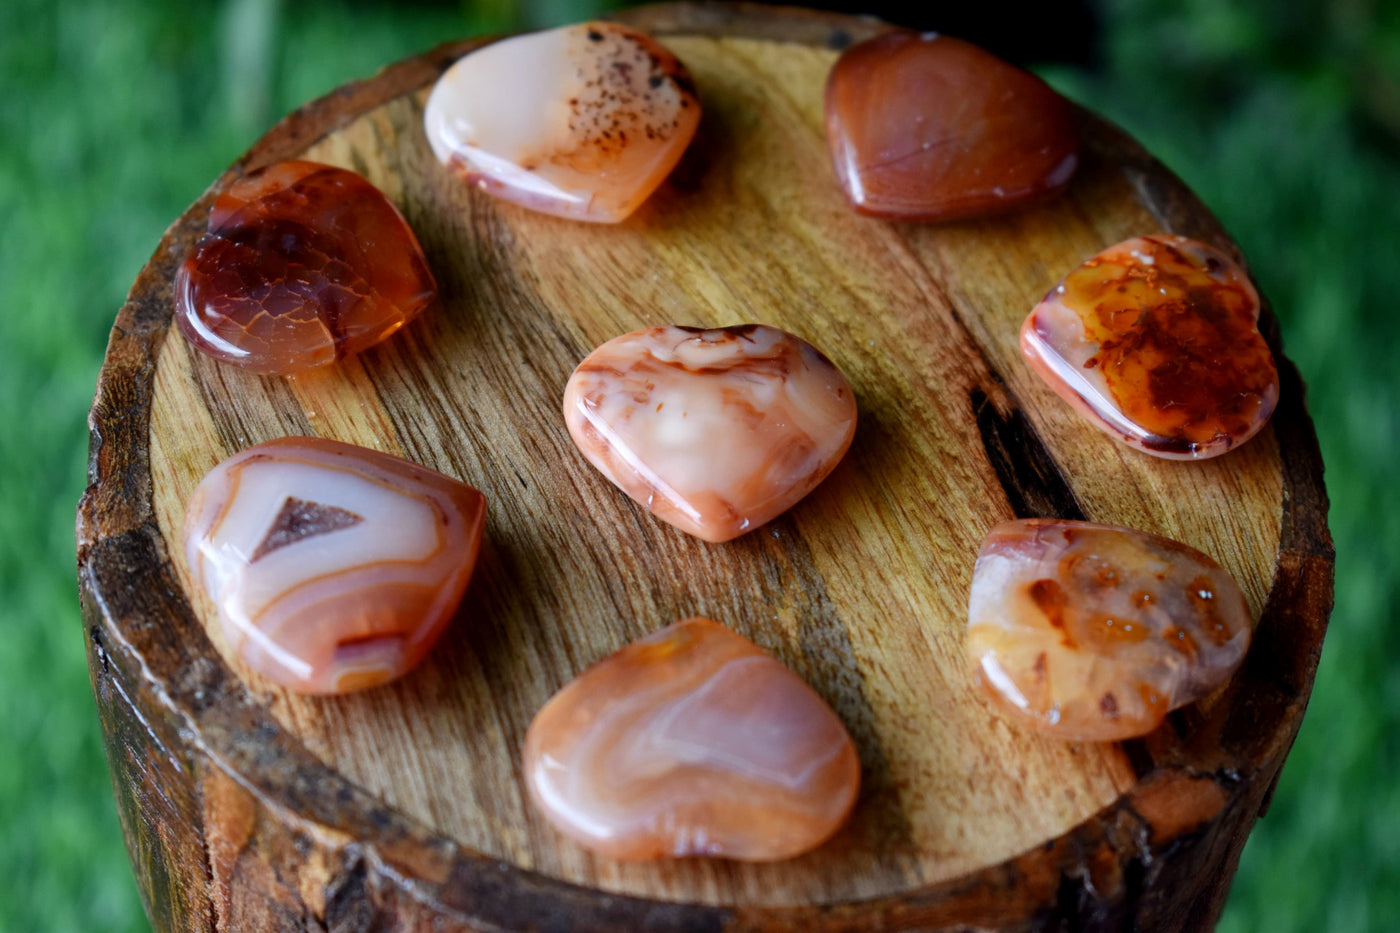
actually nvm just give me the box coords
[78,4,1334,930]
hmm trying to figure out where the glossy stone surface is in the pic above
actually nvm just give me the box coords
[967,519,1252,741]
[824,31,1079,222]
[563,324,857,542]
[1021,235,1279,459]
[424,22,700,223]
[182,437,486,694]
[175,161,437,375]
[524,617,860,861]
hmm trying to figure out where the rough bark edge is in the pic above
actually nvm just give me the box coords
[74,4,1334,930]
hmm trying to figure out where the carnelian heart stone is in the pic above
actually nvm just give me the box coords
[563,324,857,543]
[182,436,486,694]
[424,22,700,223]
[524,617,861,861]
[175,161,437,375]
[1021,235,1279,459]
[968,519,1253,742]
[824,31,1079,222]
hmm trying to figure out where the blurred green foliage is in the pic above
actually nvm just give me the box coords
[0,0,1394,930]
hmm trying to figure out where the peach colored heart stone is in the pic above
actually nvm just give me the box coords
[968,519,1252,742]
[175,160,437,375]
[1021,234,1279,459]
[524,617,860,861]
[183,437,486,694]
[824,31,1079,222]
[424,21,700,222]
[563,324,857,542]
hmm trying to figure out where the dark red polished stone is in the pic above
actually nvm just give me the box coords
[175,161,437,375]
[824,31,1080,222]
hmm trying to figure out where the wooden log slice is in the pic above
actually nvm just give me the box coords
[76,4,1334,930]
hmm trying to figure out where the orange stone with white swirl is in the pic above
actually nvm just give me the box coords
[968,520,1252,741]
[182,437,486,694]
[524,618,860,861]
[424,22,700,222]
[563,324,857,542]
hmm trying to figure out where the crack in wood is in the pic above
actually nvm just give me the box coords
[970,386,1087,521]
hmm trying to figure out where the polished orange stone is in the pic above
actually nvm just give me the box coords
[824,31,1079,221]
[524,618,860,861]
[967,520,1252,741]
[175,161,437,374]
[1021,235,1279,458]
[563,324,857,542]
[182,437,486,694]
[424,22,700,222]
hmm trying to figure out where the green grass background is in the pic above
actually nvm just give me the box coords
[1,0,1396,929]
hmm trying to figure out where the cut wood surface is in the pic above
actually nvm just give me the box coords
[78,4,1334,931]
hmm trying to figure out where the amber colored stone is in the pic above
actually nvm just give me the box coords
[824,31,1079,221]
[182,437,486,694]
[967,519,1252,741]
[424,22,701,223]
[1021,235,1279,459]
[523,618,860,861]
[563,324,857,542]
[175,161,437,375]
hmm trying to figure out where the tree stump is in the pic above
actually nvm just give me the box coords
[76,4,1334,930]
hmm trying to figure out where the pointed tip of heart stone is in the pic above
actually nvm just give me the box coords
[425,22,701,223]
[523,617,861,861]
[1020,234,1280,459]
[563,324,857,542]
[967,519,1253,741]
[182,437,486,694]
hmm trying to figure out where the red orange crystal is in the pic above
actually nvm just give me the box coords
[1021,235,1279,458]
[824,31,1079,222]
[524,618,860,861]
[563,324,857,542]
[968,520,1253,741]
[175,161,437,375]
[424,22,700,223]
[183,437,486,694]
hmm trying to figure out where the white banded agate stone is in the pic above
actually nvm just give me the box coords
[182,437,486,694]
[523,618,860,861]
[423,22,701,223]
[968,519,1252,742]
[563,324,858,543]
